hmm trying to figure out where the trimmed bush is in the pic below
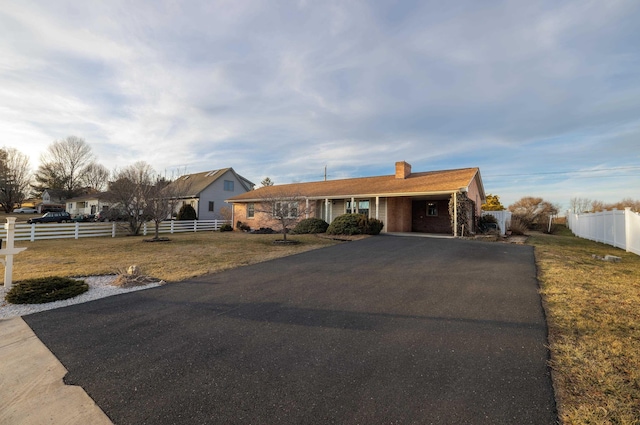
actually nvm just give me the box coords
[236,221,251,231]
[251,227,276,234]
[219,224,233,232]
[293,218,329,234]
[362,217,384,235]
[327,214,384,236]
[5,277,88,304]
[327,214,363,235]
[177,204,197,220]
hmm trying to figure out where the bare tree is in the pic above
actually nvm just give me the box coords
[146,174,192,240]
[35,136,94,198]
[106,162,154,236]
[0,148,31,212]
[81,162,110,191]
[569,197,592,214]
[508,196,559,230]
[253,188,308,241]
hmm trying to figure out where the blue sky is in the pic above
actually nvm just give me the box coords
[2,0,639,209]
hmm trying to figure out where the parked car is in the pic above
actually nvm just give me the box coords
[73,214,95,222]
[95,205,128,222]
[12,207,38,214]
[27,212,73,224]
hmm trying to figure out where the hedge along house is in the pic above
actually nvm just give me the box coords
[166,168,254,220]
[227,161,485,236]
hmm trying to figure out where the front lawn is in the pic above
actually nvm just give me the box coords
[530,227,640,424]
[13,232,340,282]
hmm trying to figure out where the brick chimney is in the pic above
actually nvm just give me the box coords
[395,161,412,179]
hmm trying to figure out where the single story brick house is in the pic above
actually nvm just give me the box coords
[227,161,485,235]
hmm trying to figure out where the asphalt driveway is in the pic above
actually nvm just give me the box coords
[25,236,557,424]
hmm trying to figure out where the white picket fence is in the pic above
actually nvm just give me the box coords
[0,220,230,242]
[566,208,640,256]
[481,210,512,235]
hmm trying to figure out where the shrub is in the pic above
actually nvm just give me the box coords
[327,214,363,235]
[478,215,499,234]
[5,276,88,304]
[327,214,385,235]
[177,204,197,220]
[358,215,384,235]
[293,218,329,234]
[508,216,529,235]
[236,221,251,231]
[251,227,276,234]
[219,224,233,232]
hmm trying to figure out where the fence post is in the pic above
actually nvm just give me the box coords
[214,219,218,230]
[625,207,632,253]
[30,223,36,242]
[112,222,116,238]
[194,220,198,232]
[75,222,80,239]
[1,218,27,290]
[171,221,174,234]
[143,222,147,236]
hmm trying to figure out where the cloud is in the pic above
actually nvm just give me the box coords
[0,0,638,208]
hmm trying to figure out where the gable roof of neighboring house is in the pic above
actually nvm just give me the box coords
[41,189,67,203]
[65,192,111,203]
[169,168,254,198]
[227,166,484,202]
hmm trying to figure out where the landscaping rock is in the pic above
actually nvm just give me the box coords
[592,254,622,263]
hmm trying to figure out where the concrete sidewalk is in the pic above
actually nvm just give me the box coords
[0,317,112,425]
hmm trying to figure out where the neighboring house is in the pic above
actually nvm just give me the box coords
[66,193,112,216]
[227,161,486,235]
[38,189,67,213]
[167,168,254,220]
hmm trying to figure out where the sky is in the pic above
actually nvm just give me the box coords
[1,0,639,209]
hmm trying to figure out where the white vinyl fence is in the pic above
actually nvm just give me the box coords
[0,220,230,242]
[566,208,640,256]
[481,210,512,235]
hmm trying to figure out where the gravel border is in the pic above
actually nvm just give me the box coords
[0,276,162,320]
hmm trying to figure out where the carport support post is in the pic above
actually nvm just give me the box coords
[453,192,458,237]
[1,217,27,290]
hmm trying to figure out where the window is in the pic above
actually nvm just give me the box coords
[224,180,234,191]
[273,202,298,218]
[346,200,369,216]
[208,201,214,212]
[427,202,438,216]
[358,200,369,217]
[78,201,87,208]
[247,203,254,219]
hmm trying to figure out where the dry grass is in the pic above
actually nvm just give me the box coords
[12,231,341,282]
[530,226,640,424]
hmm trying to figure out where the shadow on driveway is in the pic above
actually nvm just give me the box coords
[25,236,557,424]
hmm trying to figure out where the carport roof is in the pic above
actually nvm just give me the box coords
[227,167,483,202]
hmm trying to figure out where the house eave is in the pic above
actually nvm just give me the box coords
[227,190,461,204]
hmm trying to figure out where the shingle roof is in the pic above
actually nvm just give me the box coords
[228,167,482,202]
[65,192,110,202]
[169,168,254,197]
